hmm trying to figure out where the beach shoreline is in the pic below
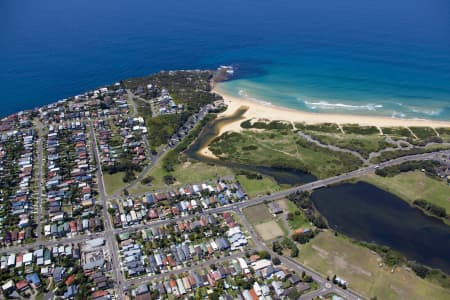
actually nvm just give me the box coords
[212,85,450,135]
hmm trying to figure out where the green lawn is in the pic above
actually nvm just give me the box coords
[236,175,281,198]
[362,171,450,212]
[283,199,310,230]
[103,172,128,195]
[297,231,450,300]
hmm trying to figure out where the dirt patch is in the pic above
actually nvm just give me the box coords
[255,221,284,241]
[389,284,405,298]
[181,161,192,168]
[312,245,329,258]
[277,199,288,211]
[243,204,273,224]
[335,256,372,277]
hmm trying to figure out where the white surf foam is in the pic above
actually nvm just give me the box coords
[238,89,274,106]
[303,100,383,111]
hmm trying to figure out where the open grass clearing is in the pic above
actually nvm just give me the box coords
[284,199,311,230]
[236,174,282,198]
[243,204,273,225]
[362,171,450,213]
[297,231,450,300]
[130,160,234,194]
[255,221,284,241]
[103,171,129,195]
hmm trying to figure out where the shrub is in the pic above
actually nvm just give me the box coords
[413,199,447,218]
[163,175,176,185]
[342,124,379,135]
[141,176,154,185]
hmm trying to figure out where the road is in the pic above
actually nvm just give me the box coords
[1,144,447,299]
[88,121,125,300]
[126,89,139,118]
[116,93,212,196]
[1,148,443,256]
[34,121,45,240]
[235,209,365,300]
[114,90,166,196]
[123,250,248,289]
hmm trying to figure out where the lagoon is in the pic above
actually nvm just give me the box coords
[185,108,316,185]
[311,182,450,273]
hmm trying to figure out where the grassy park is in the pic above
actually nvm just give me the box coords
[283,198,311,230]
[103,172,128,195]
[297,231,450,300]
[243,204,285,241]
[242,204,273,225]
[236,174,281,198]
[362,171,450,213]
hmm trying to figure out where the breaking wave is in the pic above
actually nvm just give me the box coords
[407,107,441,116]
[391,111,406,118]
[303,100,383,111]
[238,89,273,106]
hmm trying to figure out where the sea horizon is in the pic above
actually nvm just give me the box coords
[1,0,449,120]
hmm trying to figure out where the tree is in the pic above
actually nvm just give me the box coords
[287,213,294,221]
[163,175,176,185]
[272,241,282,254]
[272,257,281,265]
[290,247,299,257]
[141,176,154,185]
[258,250,271,259]
[410,263,429,278]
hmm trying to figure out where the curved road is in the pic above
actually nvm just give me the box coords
[1,142,447,299]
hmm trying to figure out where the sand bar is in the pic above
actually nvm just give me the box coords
[213,86,450,135]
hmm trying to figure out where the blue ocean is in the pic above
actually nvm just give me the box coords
[1,0,449,119]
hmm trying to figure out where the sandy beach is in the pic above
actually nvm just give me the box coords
[213,86,450,135]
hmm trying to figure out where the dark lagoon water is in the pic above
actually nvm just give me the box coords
[185,109,316,185]
[2,0,450,119]
[311,182,450,273]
